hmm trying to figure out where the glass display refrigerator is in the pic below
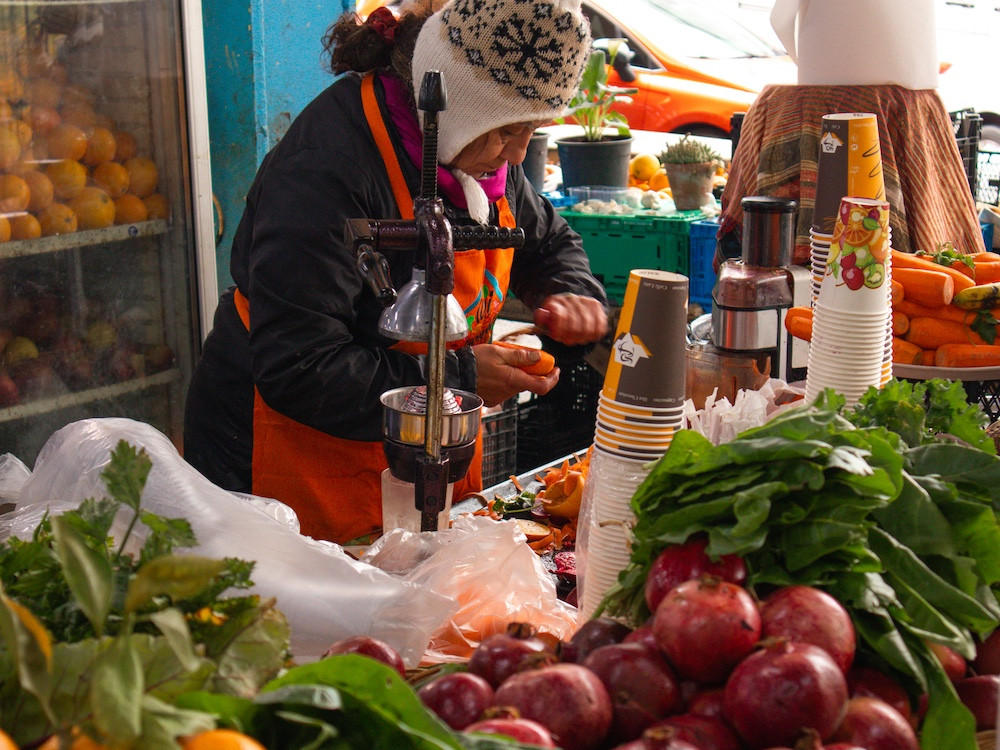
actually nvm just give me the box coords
[0,0,216,466]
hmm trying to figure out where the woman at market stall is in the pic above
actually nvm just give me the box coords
[182,0,609,545]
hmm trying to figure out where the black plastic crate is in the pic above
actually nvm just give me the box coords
[960,379,1000,423]
[516,361,602,473]
[951,109,983,198]
[481,397,518,488]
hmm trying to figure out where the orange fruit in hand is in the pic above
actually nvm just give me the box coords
[182,729,266,750]
[9,213,41,240]
[45,123,88,161]
[113,130,137,162]
[83,126,116,166]
[125,156,158,198]
[0,174,30,213]
[113,193,148,224]
[143,192,170,220]
[38,202,78,236]
[70,186,115,230]
[45,159,87,200]
[92,161,129,198]
[22,170,54,212]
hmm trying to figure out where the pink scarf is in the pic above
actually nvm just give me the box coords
[379,72,507,220]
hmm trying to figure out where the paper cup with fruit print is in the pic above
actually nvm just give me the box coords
[818,197,891,313]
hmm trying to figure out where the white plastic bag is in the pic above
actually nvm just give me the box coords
[1,418,458,666]
[362,514,579,663]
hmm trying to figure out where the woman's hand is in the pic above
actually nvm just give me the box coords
[472,343,560,407]
[533,293,608,345]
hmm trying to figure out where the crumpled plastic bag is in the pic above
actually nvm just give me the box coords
[362,514,579,663]
[0,418,458,666]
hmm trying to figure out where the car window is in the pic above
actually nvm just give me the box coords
[582,4,660,69]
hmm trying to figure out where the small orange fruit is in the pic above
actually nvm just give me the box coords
[143,192,170,220]
[2,118,33,148]
[113,193,147,224]
[9,212,41,240]
[45,159,87,200]
[125,156,158,198]
[38,202,78,236]
[25,76,62,108]
[0,216,11,243]
[45,123,88,161]
[59,102,97,130]
[0,65,24,100]
[113,130,138,162]
[0,128,20,169]
[83,126,116,166]
[38,728,104,749]
[22,170,54,212]
[649,168,670,192]
[0,174,30,213]
[70,186,114,230]
[25,104,60,136]
[92,161,129,198]
[181,729,266,750]
[0,98,12,121]
[0,727,17,749]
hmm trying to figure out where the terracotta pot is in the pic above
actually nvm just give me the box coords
[664,161,716,211]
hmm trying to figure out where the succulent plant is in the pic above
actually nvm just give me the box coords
[660,134,723,165]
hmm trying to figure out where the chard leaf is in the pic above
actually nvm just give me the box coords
[872,475,957,557]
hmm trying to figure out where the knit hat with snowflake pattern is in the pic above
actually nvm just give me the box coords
[411,0,591,221]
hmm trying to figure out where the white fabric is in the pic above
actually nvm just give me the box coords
[452,169,490,224]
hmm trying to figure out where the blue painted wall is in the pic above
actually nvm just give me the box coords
[202,0,353,290]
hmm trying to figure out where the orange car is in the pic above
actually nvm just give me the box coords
[356,0,796,137]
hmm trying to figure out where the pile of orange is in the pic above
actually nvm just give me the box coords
[0,65,171,242]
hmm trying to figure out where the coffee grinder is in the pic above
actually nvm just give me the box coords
[346,71,525,532]
[711,196,810,383]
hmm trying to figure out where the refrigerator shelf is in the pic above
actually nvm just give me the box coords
[0,220,169,261]
[0,368,180,425]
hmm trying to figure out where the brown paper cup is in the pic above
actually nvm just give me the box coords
[601,269,688,409]
[813,113,885,235]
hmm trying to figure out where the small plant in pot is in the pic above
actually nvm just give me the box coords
[660,134,723,211]
[555,39,639,189]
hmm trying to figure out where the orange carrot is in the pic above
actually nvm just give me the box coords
[892,311,909,337]
[904,317,988,349]
[934,343,1000,368]
[496,341,555,376]
[971,251,1000,263]
[894,299,978,326]
[892,337,923,365]
[892,267,955,308]
[786,314,812,342]
[975,261,1000,285]
[891,249,975,293]
[891,279,904,306]
[919,348,937,366]
[784,306,813,328]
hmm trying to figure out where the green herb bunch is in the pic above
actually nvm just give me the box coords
[0,441,290,749]
[558,41,638,142]
[660,134,723,165]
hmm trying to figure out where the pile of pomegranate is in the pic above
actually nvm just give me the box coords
[333,536,999,750]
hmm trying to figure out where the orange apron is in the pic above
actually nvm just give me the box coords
[234,72,516,544]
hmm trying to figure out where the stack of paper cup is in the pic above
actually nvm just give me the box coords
[576,269,688,619]
[813,113,885,237]
[806,197,893,405]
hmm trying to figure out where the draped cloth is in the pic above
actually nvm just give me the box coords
[718,84,983,266]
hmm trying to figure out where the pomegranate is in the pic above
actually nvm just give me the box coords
[464,717,556,747]
[609,725,700,750]
[827,696,919,750]
[467,629,554,687]
[652,713,742,750]
[723,640,848,748]
[846,665,913,722]
[566,616,633,663]
[972,630,1000,675]
[954,674,1000,729]
[493,663,613,750]
[417,671,494,730]
[583,643,685,743]
[644,536,747,613]
[653,577,761,684]
[623,622,659,653]
[320,635,405,677]
[759,585,856,674]
[927,641,967,683]
[687,688,725,720]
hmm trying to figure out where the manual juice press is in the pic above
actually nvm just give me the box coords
[711,196,811,383]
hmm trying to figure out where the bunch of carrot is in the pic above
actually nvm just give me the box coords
[784,248,1000,368]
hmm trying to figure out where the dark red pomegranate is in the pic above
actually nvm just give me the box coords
[653,577,761,685]
[846,665,913,721]
[465,716,556,747]
[467,630,554,687]
[927,641,967,683]
[973,630,1000,675]
[954,674,1000,729]
[321,635,405,677]
[623,622,659,653]
[566,616,633,663]
[687,688,725,720]
[583,642,685,743]
[827,696,919,750]
[644,536,747,614]
[723,640,848,748]
[609,725,700,750]
[759,585,856,674]
[493,663,613,750]
[417,671,494,729]
[652,713,742,750]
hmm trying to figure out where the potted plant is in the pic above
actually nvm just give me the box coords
[659,134,723,211]
[555,40,639,190]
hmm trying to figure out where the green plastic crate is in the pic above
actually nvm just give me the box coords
[561,211,703,304]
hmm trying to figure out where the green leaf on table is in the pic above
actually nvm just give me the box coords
[149,608,201,673]
[92,634,144,742]
[52,515,112,636]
